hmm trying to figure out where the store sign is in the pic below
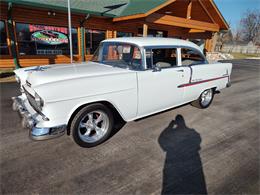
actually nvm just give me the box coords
[29,25,68,45]
[31,30,68,45]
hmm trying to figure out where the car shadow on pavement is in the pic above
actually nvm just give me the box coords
[158,115,207,195]
[110,115,126,138]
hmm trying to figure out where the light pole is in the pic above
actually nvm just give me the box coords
[67,0,73,63]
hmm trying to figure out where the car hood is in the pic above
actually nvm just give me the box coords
[17,62,133,87]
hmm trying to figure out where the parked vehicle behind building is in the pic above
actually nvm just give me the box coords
[12,37,232,147]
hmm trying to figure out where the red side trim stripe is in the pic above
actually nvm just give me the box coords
[178,75,229,88]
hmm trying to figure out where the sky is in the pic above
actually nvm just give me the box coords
[214,0,260,31]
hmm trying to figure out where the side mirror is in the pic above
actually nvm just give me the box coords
[153,66,161,72]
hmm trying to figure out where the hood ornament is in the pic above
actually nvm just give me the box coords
[24,66,50,72]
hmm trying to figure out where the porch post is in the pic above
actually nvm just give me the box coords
[80,27,85,62]
[186,0,192,19]
[67,0,73,63]
[205,38,213,52]
[7,2,20,69]
[143,24,148,37]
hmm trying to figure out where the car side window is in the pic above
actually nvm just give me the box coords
[148,48,177,69]
[181,48,206,66]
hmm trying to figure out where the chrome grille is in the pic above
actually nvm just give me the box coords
[26,80,31,87]
[23,86,42,113]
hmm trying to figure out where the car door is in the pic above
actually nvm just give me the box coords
[137,47,190,117]
[180,47,210,102]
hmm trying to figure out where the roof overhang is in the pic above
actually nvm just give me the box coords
[2,0,229,30]
[146,13,220,32]
[209,0,229,30]
[113,0,229,30]
[113,0,176,22]
[1,0,116,17]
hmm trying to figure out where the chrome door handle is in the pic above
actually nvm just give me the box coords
[176,69,184,72]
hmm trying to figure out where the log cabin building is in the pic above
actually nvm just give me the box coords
[0,0,228,68]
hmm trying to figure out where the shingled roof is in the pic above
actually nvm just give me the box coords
[3,0,168,17]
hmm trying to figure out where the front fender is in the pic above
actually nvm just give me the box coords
[66,94,134,124]
[31,71,138,128]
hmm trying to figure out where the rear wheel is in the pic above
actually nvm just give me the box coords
[71,103,114,147]
[191,88,214,109]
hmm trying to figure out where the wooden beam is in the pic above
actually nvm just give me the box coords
[113,13,146,22]
[208,0,229,30]
[146,13,219,32]
[113,0,177,22]
[143,24,148,37]
[198,0,216,24]
[113,30,117,38]
[186,0,192,19]
[145,0,177,16]
[189,29,205,33]
[182,32,212,39]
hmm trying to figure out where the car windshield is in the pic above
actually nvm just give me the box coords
[91,42,143,70]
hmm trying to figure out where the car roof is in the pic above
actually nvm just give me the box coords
[102,37,202,52]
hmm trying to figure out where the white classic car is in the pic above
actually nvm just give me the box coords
[12,37,232,147]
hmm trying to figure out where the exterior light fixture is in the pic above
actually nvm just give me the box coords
[85,14,90,20]
[48,11,56,16]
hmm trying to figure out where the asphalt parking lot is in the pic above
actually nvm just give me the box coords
[0,59,259,194]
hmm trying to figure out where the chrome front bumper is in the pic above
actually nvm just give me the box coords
[12,96,66,141]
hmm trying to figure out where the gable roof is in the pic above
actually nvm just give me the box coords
[2,0,228,29]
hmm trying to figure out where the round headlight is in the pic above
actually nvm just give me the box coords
[15,76,21,85]
[35,93,44,108]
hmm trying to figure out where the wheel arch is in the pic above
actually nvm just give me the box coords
[66,100,126,135]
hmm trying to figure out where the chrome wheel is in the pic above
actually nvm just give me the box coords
[200,89,213,107]
[78,110,110,143]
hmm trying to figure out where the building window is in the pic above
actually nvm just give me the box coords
[116,32,133,38]
[85,29,106,55]
[16,23,78,56]
[0,21,9,55]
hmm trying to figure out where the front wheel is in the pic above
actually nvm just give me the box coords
[191,88,214,109]
[70,103,114,147]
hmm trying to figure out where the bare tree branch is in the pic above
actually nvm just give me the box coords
[240,9,260,44]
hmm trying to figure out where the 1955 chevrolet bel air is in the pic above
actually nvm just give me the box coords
[12,37,232,147]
